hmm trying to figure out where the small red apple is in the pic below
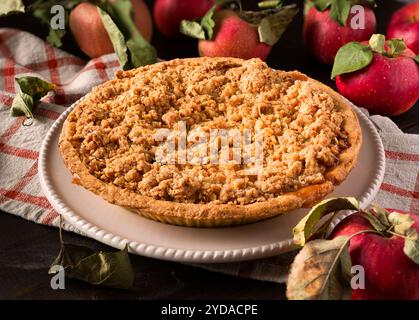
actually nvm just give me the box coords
[331,211,419,300]
[153,0,213,38]
[387,1,419,54]
[303,3,376,65]
[198,10,271,60]
[334,37,419,116]
[70,0,153,59]
[70,3,114,58]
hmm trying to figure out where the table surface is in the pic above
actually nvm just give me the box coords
[0,0,418,299]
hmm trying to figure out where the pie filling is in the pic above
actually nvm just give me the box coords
[64,58,350,205]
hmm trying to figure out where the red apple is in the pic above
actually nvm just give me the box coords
[331,211,419,300]
[303,5,376,65]
[153,0,213,38]
[70,0,153,59]
[198,10,271,60]
[387,2,419,54]
[335,42,419,116]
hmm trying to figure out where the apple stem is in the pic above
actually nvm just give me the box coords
[408,16,417,23]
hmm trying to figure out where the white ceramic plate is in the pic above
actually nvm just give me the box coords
[38,96,385,263]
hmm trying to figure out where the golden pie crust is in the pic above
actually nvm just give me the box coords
[59,57,362,227]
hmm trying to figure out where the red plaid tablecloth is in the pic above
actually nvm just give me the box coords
[0,28,418,283]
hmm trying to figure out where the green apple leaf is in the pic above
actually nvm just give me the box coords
[258,4,299,46]
[286,236,352,300]
[106,0,157,67]
[330,0,351,26]
[98,7,130,69]
[415,55,419,63]
[11,76,55,123]
[50,243,134,289]
[331,42,373,79]
[201,5,216,39]
[293,197,360,247]
[369,34,385,54]
[180,4,216,40]
[11,92,34,119]
[310,0,332,11]
[46,29,66,48]
[180,20,206,40]
[388,211,419,265]
[258,0,282,8]
[404,232,419,265]
[370,204,391,228]
[388,211,414,235]
[387,39,406,57]
[98,0,157,69]
[359,203,391,234]
[362,210,388,233]
[0,0,24,15]
[126,38,155,69]
[15,76,56,101]
[49,218,135,289]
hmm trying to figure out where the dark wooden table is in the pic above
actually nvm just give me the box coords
[0,0,418,299]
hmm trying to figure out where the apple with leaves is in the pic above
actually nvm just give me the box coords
[197,9,272,60]
[303,0,376,65]
[332,34,419,116]
[387,1,419,54]
[287,197,419,300]
[180,1,298,60]
[331,209,419,299]
[153,0,213,38]
[70,0,153,59]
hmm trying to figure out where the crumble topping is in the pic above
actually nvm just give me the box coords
[65,58,349,205]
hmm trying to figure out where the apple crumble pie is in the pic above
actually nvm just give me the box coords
[59,57,361,227]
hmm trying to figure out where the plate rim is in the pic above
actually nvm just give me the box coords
[38,94,385,263]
